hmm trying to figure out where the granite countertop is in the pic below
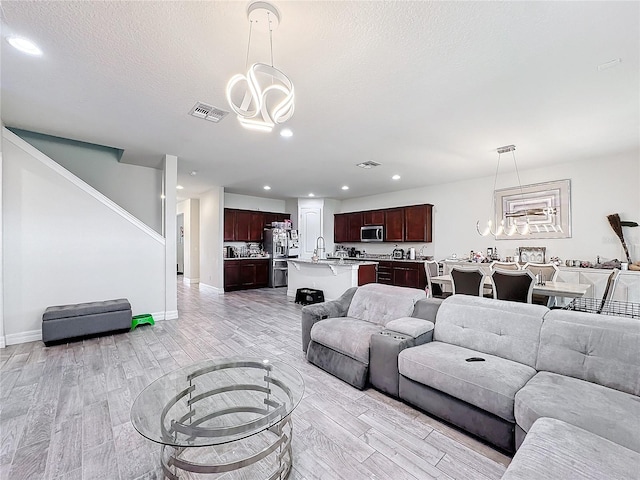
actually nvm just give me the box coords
[224,256,271,261]
[327,256,428,263]
[288,258,379,266]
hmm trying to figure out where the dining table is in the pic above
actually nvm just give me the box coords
[430,274,592,307]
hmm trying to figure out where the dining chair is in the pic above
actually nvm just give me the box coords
[451,267,486,297]
[424,260,450,298]
[490,261,521,271]
[523,262,559,306]
[490,269,536,303]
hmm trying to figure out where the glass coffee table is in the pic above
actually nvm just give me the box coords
[131,357,304,480]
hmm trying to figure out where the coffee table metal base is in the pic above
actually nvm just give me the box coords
[160,415,293,480]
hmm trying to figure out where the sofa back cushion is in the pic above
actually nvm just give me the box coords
[537,310,640,396]
[434,295,548,368]
[347,283,426,326]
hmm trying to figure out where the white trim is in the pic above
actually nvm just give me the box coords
[149,310,179,321]
[6,329,42,346]
[199,282,224,294]
[2,128,165,245]
[184,277,200,285]
[0,337,6,349]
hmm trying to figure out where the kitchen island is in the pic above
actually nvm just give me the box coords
[287,259,377,301]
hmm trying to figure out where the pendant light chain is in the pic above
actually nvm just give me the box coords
[268,12,274,67]
[245,20,254,69]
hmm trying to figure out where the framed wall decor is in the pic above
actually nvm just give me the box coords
[519,246,546,264]
[494,179,571,240]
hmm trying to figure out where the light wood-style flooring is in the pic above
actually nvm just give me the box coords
[0,281,510,479]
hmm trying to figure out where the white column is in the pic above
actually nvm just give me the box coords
[0,148,5,348]
[164,154,178,318]
[199,187,224,292]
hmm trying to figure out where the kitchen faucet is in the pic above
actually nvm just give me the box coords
[315,236,326,260]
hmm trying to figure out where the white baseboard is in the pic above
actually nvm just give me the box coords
[6,329,42,346]
[199,283,224,294]
[183,277,200,285]
[149,310,179,321]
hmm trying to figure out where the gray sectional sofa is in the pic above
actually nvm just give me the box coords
[301,283,438,389]
[301,288,640,477]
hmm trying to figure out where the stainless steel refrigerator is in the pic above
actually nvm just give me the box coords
[263,227,299,287]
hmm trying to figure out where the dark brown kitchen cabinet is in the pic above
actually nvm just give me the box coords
[225,209,289,242]
[363,210,385,226]
[347,213,363,242]
[224,259,269,292]
[377,261,393,285]
[234,210,252,241]
[392,262,425,289]
[404,204,433,242]
[384,208,405,242]
[334,214,348,243]
[224,209,236,241]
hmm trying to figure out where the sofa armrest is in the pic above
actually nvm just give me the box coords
[411,297,443,323]
[301,287,357,353]
[385,317,435,345]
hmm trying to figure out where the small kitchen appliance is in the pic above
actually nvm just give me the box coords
[393,248,405,259]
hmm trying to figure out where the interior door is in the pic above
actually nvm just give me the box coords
[300,207,322,259]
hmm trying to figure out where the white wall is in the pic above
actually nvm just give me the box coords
[200,187,225,291]
[340,151,640,263]
[11,128,163,233]
[177,199,200,283]
[2,130,167,344]
[224,192,286,212]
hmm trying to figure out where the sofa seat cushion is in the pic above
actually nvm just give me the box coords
[385,317,434,338]
[515,371,640,453]
[503,417,640,480]
[347,284,426,326]
[399,341,536,422]
[310,317,383,364]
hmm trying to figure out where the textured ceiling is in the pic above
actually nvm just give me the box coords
[1,1,638,201]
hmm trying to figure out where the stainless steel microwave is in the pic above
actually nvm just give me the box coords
[361,225,384,242]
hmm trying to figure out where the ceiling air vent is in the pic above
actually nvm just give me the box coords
[356,160,382,169]
[189,102,229,123]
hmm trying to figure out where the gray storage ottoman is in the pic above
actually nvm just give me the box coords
[42,298,132,345]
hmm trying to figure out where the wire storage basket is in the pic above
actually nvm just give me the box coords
[565,297,640,319]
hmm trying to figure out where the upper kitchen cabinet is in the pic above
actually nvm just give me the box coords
[334,213,348,243]
[347,212,363,242]
[363,210,385,226]
[234,210,253,241]
[224,208,236,241]
[334,212,363,242]
[404,204,433,242]
[384,208,405,242]
[225,209,289,242]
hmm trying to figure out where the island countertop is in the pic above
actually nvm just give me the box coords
[286,259,377,300]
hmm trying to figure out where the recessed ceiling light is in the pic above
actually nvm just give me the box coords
[280,128,293,138]
[6,35,43,56]
[176,185,184,190]
[189,171,197,176]
[264,185,271,190]
[341,185,349,190]
[392,174,401,180]
[308,193,315,197]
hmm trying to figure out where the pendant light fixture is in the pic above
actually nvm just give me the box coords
[477,145,532,237]
[226,1,295,133]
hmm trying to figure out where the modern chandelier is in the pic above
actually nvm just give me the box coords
[226,1,295,133]
[476,145,536,237]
